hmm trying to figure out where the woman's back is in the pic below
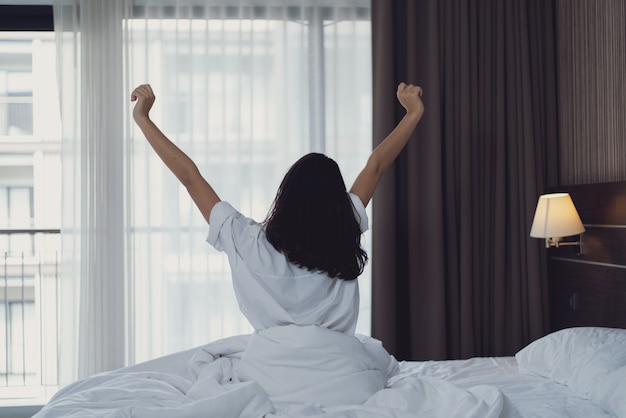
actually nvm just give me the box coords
[206,192,368,334]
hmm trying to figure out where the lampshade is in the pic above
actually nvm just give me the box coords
[530,193,585,239]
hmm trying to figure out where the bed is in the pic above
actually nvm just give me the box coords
[32,326,626,418]
[33,181,626,418]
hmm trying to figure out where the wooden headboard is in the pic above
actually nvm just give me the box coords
[548,181,626,331]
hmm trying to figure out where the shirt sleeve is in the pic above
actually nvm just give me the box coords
[206,201,268,262]
[206,201,240,252]
[348,192,369,233]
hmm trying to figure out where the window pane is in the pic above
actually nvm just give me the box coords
[0,30,60,397]
[0,39,34,136]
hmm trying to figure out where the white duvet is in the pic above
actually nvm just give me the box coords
[35,325,520,418]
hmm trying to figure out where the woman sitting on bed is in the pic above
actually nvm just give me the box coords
[130,82,424,407]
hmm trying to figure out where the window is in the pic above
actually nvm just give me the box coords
[1,2,371,403]
[125,5,372,362]
[0,5,60,403]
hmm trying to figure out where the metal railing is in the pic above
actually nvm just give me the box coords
[1,228,60,402]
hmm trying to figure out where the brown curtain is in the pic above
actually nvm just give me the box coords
[371,0,559,360]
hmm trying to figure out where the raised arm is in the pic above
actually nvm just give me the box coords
[131,84,220,224]
[350,82,424,208]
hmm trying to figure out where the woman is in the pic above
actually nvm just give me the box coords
[130,82,424,407]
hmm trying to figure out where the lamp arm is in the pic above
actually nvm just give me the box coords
[545,235,584,255]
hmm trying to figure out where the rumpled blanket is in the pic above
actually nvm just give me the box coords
[34,325,520,418]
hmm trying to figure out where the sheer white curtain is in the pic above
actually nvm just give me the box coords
[55,0,372,383]
[54,0,128,383]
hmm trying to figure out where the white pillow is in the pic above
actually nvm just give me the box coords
[515,327,626,415]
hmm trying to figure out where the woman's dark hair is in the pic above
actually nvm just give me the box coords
[264,153,368,280]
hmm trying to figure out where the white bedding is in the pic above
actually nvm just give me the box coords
[394,357,614,418]
[34,327,622,418]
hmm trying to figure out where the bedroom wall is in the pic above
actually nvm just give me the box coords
[556,0,626,186]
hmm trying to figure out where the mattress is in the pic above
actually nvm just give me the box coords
[33,326,625,418]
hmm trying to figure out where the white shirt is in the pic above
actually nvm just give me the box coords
[206,193,368,335]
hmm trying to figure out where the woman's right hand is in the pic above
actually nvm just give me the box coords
[130,84,156,122]
[396,82,424,119]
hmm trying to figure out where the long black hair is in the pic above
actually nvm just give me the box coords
[264,153,368,280]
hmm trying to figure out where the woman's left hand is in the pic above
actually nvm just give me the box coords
[130,84,156,122]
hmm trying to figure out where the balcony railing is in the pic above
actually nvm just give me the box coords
[1,228,60,403]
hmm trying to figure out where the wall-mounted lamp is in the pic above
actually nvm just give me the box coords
[530,193,585,252]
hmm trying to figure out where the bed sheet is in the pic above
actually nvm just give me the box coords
[110,353,619,417]
[33,329,616,418]
[393,357,615,418]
